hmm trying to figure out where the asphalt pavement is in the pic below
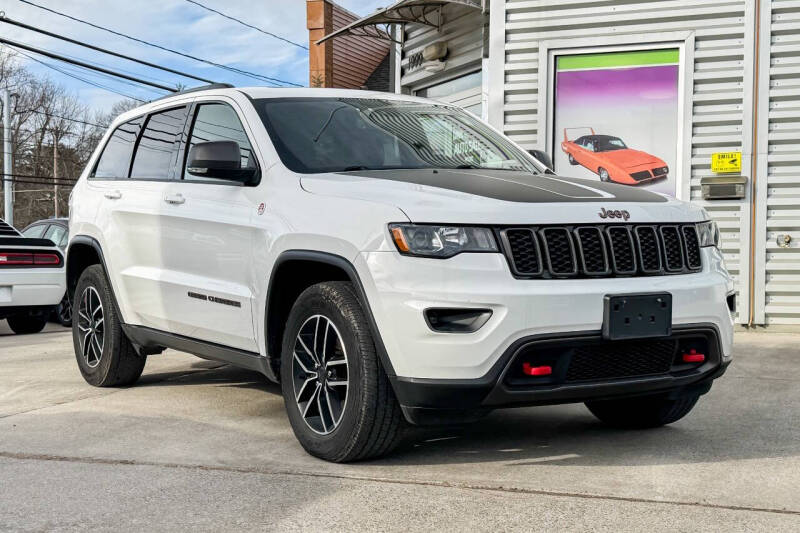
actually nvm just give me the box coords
[1,321,798,531]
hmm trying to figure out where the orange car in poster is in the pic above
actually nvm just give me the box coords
[561,128,669,185]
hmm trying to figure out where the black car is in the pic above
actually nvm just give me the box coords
[21,218,71,326]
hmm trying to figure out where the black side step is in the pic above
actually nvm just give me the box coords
[122,324,271,376]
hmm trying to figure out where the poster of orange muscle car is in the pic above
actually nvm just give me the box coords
[561,128,669,185]
[553,49,679,196]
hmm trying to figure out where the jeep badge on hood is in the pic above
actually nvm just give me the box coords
[598,207,630,221]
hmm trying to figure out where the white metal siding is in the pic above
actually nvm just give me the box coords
[502,0,753,323]
[762,0,800,324]
[400,4,485,89]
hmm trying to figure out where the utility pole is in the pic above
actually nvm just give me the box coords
[2,89,12,226]
[53,133,59,218]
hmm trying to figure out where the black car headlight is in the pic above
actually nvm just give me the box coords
[696,220,720,247]
[389,224,498,258]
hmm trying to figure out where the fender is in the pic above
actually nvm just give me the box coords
[265,250,396,383]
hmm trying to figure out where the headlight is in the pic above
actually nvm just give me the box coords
[389,224,498,258]
[696,220,720,247]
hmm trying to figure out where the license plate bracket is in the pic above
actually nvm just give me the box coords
[603,293,672,340]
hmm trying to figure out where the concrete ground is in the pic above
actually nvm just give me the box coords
[0,321,798,532]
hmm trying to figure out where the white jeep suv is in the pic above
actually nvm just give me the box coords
[67,85,734,462]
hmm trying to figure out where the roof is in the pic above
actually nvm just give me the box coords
[316,0,482,44]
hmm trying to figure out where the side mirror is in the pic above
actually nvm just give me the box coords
[528,149,554,172]
[186,141,257,183]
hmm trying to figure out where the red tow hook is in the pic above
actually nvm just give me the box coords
[522,363,552,376]
[682,349,706,363]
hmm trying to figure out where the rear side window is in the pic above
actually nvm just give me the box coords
[183,103,256,181]
[131,106,189,180]
[44,225,68,248]
[22,225,46,238]
[92,117,143,179]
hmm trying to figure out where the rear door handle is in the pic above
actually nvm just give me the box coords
[104,190,122,200]
[164,193,185,205]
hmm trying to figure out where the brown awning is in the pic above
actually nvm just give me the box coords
[315,0,482,44]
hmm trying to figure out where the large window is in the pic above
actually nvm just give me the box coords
[255,98,539,174]
[92,117,143,179]
[416,71,482,116]
[130,106,188,180]
[183,103,256,181]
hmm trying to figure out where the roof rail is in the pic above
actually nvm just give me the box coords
[150,83,235,103]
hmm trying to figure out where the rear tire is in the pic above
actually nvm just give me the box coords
[7,314,48,335]
[73,265,146,387]
[281,281,405,462]
[585,394,700,429]
[568,153,578,165]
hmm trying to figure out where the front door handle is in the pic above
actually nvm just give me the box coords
[164,193,185,205]
[104,190,122,200]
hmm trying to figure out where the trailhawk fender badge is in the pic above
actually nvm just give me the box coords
[598,207,630,221]
[257,202,266,215]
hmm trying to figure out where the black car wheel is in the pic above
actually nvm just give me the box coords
[599,167,610,182]
[73,265,146,387]
[281,281,405,462]
[55,293,72,327]
[7,314,48,335]
[586,393,700,429]
[568,153,578,165]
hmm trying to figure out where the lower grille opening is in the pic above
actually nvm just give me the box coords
[505,334,713,388]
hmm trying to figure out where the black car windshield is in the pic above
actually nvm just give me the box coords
[595,137,627,152]
[254,98,541,174]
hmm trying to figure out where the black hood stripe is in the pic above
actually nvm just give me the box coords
[336,169,668,203]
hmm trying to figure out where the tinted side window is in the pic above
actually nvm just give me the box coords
[22,225,46,238]
[92,117,143,179]
[131,106,188,180]
[183,103,256,181]
[44,225,68,248]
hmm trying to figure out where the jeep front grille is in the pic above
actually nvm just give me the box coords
[499,224,702,278]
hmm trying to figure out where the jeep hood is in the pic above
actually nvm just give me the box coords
[300,169,705,225]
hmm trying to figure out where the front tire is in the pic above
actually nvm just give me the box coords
[73,265,146,387]
[585,393,700,429]
[7,314,47,334]
[281,281,405,462]
[55,293,72,327]
[598,167,610,182]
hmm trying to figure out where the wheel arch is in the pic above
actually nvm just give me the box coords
[265,250,395,383]
[66,236,106,301]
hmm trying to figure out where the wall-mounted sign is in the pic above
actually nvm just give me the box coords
[711,151,742,173]
[553,49,680,197]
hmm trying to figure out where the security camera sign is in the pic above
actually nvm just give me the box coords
[711,151,742,173]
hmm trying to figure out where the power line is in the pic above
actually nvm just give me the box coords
[0,37,177,92]
[19,0,304,87]
[0,15,218,85]
[183,0,308,51]
[11,108,104,129]
[7,46,148,102]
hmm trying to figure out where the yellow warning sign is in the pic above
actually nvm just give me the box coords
[711,151,742,173]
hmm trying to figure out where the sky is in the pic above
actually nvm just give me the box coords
[0,0,387,113]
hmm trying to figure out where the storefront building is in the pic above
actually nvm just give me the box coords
[311,0,800,329]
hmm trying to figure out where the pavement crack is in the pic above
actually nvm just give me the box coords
[0,451,797,517]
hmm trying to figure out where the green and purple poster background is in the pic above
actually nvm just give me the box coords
[553,49,679,196]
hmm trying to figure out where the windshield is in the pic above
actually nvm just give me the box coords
[255,98,541,174]
[595,137,627,152]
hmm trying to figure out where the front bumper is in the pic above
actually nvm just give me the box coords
[0,269,66,317]
[357,246,734,423]
[392,324,729,424]
[358,246,734,380]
